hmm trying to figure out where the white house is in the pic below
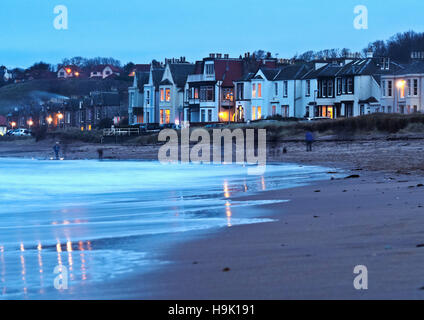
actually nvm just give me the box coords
[90,65,121,79]
[128,70,150,124]
[380,59,424,114]
[57,65,83,79]
[158,61,195,125]
[186,54,245,123]
[142,67,165,123]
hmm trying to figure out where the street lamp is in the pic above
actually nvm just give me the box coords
[10,121,16,129]
[57,113,64,128]
[397,80,406,99]
[47,116,53,126]
[27,119,34,129]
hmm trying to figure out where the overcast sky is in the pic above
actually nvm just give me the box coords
[1,0,423,68]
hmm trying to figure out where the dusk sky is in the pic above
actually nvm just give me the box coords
[1,0,423,68]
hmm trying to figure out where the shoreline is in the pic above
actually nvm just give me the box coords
[3,138,424,299]
[129,169,424,300]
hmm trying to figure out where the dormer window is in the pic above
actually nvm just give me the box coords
[205,63,214,75]
[381,58,390,70]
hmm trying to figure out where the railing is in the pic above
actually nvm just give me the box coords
[103,128,140,136]
[187,74,216,82]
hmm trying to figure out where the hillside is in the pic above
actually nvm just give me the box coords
[0,78,132,114]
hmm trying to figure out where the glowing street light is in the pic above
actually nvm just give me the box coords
[397,80,406,98]
[57,113,64,120]
[10,121,16,129]
[46,116,53,125]
[396,80,406,88]
[27,119,34,128]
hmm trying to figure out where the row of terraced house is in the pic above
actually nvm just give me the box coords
[128,51,424,126]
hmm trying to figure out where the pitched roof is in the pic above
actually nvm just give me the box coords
[302,63,341,79]
[394,60,424,75]
[337,58,403,77]
[169,63,195,88]
[160,79,173,85]
[260,68,281,80]
[133,64,151,72]
[274,64,311,80]
[135,71,150,90]
[236,72,255,82]
[152,68,165,88]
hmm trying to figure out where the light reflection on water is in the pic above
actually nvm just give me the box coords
[0,159,336,299]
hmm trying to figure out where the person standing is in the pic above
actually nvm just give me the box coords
[53,142,61,160]
[305,131,314,152]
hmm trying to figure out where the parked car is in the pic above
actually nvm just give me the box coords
[139,123,161,133]
[204,123,225,128]
[160,123,180,130]
[11,128,32,136]
[6,129,15,136]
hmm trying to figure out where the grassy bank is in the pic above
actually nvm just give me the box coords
[229,114,424,141]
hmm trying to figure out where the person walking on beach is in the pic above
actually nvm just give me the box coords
[305,131,314,152]
[53,142,61,160]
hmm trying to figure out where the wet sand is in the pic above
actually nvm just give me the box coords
[137,170,424,299]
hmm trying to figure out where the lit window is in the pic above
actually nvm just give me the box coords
[166,89,171,102]
[165,110,170,124]
[257,106,261,120]
[160,89,164,102]
[258,84,262,98]
[252,84,256,98]
[223,88,233,101]
[252,106,256,120]
[160,110,164,124]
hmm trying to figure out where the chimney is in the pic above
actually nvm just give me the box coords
[224,54,229,59]
[209,53,216,58]
[217,53,222,58]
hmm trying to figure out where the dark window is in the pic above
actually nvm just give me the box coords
[388,81,393,97]
[200,86,214,101]
[347,78,353,94]
[328,80,333,97]
[236,83,244,100]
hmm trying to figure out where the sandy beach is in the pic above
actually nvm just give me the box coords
[137,170,424,300]
[2,136,424,299]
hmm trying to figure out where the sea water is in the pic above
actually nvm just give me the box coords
[0,159,334,299]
